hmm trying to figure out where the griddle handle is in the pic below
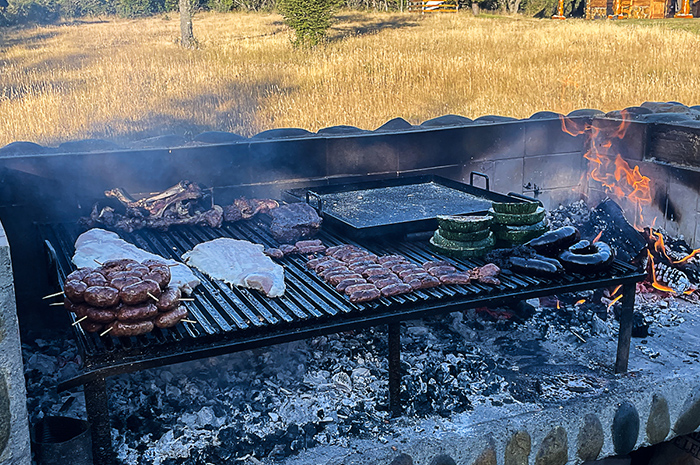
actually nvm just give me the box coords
[305,191,323,214]
[469,172,490,191]
[507,192,544,207]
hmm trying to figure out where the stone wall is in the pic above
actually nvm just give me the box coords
[0,220,30,465]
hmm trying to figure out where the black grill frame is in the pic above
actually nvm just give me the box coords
[41,220,646,465]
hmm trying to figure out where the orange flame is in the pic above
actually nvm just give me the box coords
[647,250,676,293]
[559,115,653,227]
[607,294,622,307]
[592,231,603,243]
[556,300,561,309]
[575,299,586,305]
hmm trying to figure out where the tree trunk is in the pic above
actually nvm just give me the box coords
[180,0,196,49]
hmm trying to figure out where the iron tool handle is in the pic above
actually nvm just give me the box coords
[305,191,323,214]
[469,172,490,191]
[507,192,543,207]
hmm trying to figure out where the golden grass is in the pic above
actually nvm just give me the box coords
[0,12,699,146]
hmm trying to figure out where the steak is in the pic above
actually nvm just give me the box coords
[268,203,322,244]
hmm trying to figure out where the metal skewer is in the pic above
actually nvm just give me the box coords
[42,291,64,300]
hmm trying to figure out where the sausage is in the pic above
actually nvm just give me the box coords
[558,241,615,273]
[120,279,161,305]
[528,226,581,257]
[378,255,408,265]
[391,264,419,273]
[316,259,345,272]
[144,266,171,289]
[295,239,323,248]
[107,270,141,281]
[344,283,378,295]
[373,277,402,288]
[278,244,298,255]
[363,267,393,278]
[86,306,118,323]
[366,272,396,283]
[319,265,350,279]
[405,275,441,289]
[328,273,362,286]
[336,277,367,292]
[117,303,158,323]
[124,265,150,277]
[348,261,379,271]
[398,269,428,280]
[156,287,182,312]
[101,259,139,273]
[509,256,564,277]
[422,260,452,270]
[154,306,188,328]
[264,248,285,259]
[83,272,108,287]
[66,268,93,282]
[298,245,326,254]
[306,256,335,270]
[110,276,141,291]
[141,259,168,269]
[426,265,458,277]
[80,320,104,333]
[439,273,472,285]
[108,320,154,337]
[64,279,88,303]
[349,288,381,303]
[380,283,412,297]
[335,251,368,262]
[83,286,120,308]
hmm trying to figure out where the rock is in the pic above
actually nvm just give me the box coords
[567,109,604,117]
[646,394,670,444]
[612,401,639,456]
[317,125,368,135]
[252,128,314,139]
[639,113,693,124]
[534,426,568,465]
[591,314,611,336]
[474,115,518,123]
[0,141,54,156]
[529,111,562,120]
[429,453,456,465]
[505,429,531,465]
[57,138,124,153]
[193,131,247,144]
[673,386,700,436]
[640,101,689,113]
[375,117,413,132]
[0,372,10,457]
[331,372,352,392]
[621,106,654,117]
[577,413,604,461]
[389,453,413,465]
[130,134,188,148]
[420,115,472,128]
[473,439,497,465]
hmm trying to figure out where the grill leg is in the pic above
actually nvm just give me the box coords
[84,376,114,465]
[615,283,636,374]
[388,322,402,418]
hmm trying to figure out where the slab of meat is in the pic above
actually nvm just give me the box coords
[73,229,200,294]
[268,203,322,244]
[182,238,285,298]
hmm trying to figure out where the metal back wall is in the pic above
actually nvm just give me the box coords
[0,117,592,331]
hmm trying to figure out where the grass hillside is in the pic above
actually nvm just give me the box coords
[0,12,699,146]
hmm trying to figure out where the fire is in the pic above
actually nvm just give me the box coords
[559,115,652,226]
[607,294,622,308]
[647,250,676,293]
[592,231,603,243]
[575,299,586,305]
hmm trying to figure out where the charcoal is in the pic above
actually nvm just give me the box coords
[579,198,647,264]
[268,203,322,244]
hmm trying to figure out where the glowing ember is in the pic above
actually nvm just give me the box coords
[647,250,676,294]
[575,299,586,305]
[592,230,603,243]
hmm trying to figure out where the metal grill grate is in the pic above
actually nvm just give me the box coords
[40,219,646,389]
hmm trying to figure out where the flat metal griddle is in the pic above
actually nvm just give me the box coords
[286,174,530,239]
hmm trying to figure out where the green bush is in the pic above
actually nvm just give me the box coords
[277,0,340,46]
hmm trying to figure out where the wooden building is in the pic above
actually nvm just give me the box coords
[584,0,692,18]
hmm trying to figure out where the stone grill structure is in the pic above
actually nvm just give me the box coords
[0,101,699,465]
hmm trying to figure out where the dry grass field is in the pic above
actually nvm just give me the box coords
[0,12,699,146]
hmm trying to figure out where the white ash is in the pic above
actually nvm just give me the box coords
[547,199,591,229]
[22,287,696,464]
